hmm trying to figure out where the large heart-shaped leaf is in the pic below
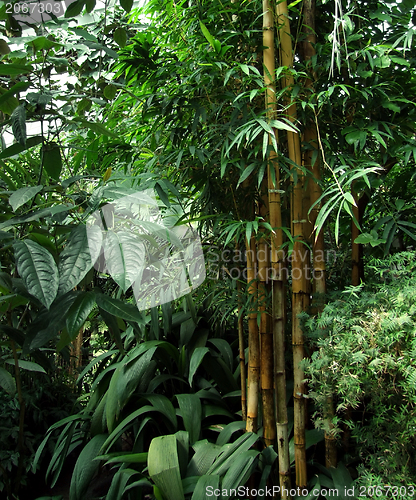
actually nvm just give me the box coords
[14,240,58,309]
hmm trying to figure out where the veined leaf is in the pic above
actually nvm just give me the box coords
[95,293,144,325]
[14,240,58,309]
[0,366,16,394]
[11,104,26,146]
[65,0,86,18]
[189,347,209,386]
[102,230,145,292]
[176,394,201,445]
[69,434,107,500]
[191,475,219,500]
[148,435,185,500]
[4,358,46,373]
[58,225,102,296]
[9,185,43,212]
[66,291,96,338]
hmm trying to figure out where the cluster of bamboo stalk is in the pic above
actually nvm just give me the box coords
[239,0,337,495]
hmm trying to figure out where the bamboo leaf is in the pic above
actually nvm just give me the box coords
[14,240,58,309]
[199,22,215,49]
[237,163,256,187]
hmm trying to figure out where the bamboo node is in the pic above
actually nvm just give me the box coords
[262,26,275,31]
[268,188,285,194]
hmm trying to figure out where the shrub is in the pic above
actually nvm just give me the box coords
[304,252,416,487]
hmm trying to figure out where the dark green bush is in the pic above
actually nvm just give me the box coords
[304,252,416,489]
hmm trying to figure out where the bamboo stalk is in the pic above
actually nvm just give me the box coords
[259,187,275,448]
[263,0,291,491]
[276,0,308,488]
[237,240,247,421]
[246,235,260,433]
[302,0,336,468]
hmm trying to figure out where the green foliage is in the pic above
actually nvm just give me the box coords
[304,252,416,486]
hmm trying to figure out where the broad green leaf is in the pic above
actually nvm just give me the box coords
[85,0,96,12]
[189,347,209,386]
[66,291,96,338]
[0,135,43,159]
[0,366,16,394]
[148,435,185,500]
[104,84,117,100]
[106,347,157,432]
[216,421,246,446]
[9,185,43,211]
[42,143,62,180]
[191,475,219,500]
[11,104,26,146]
[69,434,107,500]
[176,394,201,445]
[4,358,46,373]
[0,86,18,114]
[207,432,258,476]
[114,27,127,48]
[200,22,215,49]
[95,293,144,324]
[30,36,62,53]
[102,230,145,292]
[14,240,58,309]
[120,0,133,12]
[70,28,97,42]
[58,225,102,296]
[0,63,33,75]
[221,450,259,499]
[65,0,86,18]
[144,394,178,430]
